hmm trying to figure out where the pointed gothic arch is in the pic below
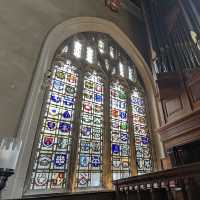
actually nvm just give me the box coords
[3,17,164,199]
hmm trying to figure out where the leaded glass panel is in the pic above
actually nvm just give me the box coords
[76,71,103,188]
[110,46,115,59]
[74,41,82,58]
[86,47,94,64]
[128,67,135,81]
[30,62,78,190]
[119,62,125,77]
[98,40,105,54]
[28,32,153,193]
[110,82,130,180]
[62,46,68,54]
[131,88,152,175]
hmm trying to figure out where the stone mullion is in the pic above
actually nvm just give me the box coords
[144,94,155,172]
[67,71,85,192]
[126,89,137,176]
[102,78,112,189]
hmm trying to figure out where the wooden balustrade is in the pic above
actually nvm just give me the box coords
[113,162,200,200]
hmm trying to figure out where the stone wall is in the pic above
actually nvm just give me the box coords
[0,0,147,137]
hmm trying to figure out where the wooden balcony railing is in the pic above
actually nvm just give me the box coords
[113,162,200,200]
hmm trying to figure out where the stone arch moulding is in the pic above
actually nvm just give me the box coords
[2,17,164,199]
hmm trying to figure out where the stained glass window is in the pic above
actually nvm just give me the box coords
[131,88,152,175]
[76,71,103,188]
[110,82,130,180]
[30,61,78,190]
[29,32,153,193]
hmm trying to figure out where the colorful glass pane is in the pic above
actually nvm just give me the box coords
[30,62,78,190]
[76,72,103,188]
[131,88,152,175]
[110,82,130,180]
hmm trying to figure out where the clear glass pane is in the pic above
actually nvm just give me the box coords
[74,41,82,58]
[105,59,110,71]
[113,173,121,181]
[110,46,115,59]
[91,173,100,186]
[119,62,125,77]
[128,67,136,81]
[62,46,68,53]
[112,67,116,75]
[86,47,94,64]
[98,40,104,54]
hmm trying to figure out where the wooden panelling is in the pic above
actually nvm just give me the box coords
[165,97,183,116]
[156,72,182,100]
[161,92,191,124]
[157,69,200,151]
[158,109,200,149]
[184,69,200,109]
[189,81,200,103]
[163,96,183,118]
[187,79,200,109]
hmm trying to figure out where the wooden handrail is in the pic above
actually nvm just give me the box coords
[113,162,200,188]
[22,191,115,200]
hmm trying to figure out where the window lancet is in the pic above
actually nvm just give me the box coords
[86,47,94,64]
[131,88,152,175]
[128,67,134,81]
[110,82,130,180]
[74,41,82,58]
[30,63,78,190]
[110,46,115,59]
[119,62,125,77]
[98,40,105,54]
[105,59,110,71]
[27,32,152,193]
[76,71,103,188]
